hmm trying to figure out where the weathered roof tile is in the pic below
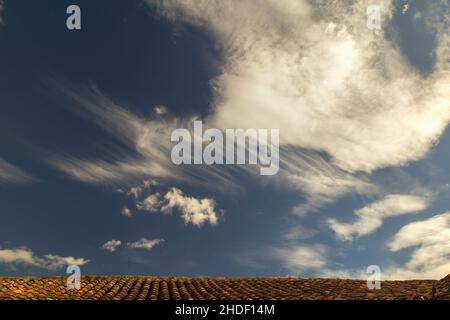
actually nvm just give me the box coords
[0,275,447,300]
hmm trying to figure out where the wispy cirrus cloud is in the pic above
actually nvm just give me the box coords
[0,158,37,184]
[47,86,245,193]
[0,247,88,271]
[278,150,377,216]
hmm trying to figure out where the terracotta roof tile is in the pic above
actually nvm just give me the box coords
[0,275,447,300]
[432,275,450,299]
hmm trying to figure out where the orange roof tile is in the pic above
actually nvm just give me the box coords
[0,275,448,300]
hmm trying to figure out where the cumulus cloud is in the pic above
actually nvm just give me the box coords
[0,247,88,271]
[153,105,168,116]
[122,184,220,226]
[127,238,163,250]
[127,179,158,200]
[385,212,450,279]
[128,187,142,200]
[101,240,122,252]
[103,238,163,252]
[0,159,36,184]
[327,194,429,241]
[161,188,219,227]
[121,206,132,217]
[402,3,409,15]
[136,193,162,213]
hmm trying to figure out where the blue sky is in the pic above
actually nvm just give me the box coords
[0,0,449,279]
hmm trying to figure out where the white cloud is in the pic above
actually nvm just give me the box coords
[273,245,328,273]
[0,247,88,271]
[385,212,450,279]
[145,0,450,212]
[101,240,122,252]
[128,186,142,200]
[127,180,158,200]
[121,206,132,217]
[48,87,243,193]
[127,238,163,250]
[327,194,429,241]
[126,185,221,225]
[149,0,450,173]
[0,158,36,184]
[49,0,450,216]
[41,255,88,269]
[161,188,219,227]
[153,105,168,116]
[46,87,177,184]
[402,3,409,15]
[136,193,162,213]
[279,150,377,215]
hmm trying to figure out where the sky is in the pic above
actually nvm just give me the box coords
[0,0,449,280]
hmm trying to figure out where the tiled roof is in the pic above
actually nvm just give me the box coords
[433,275,450,299]
[0,275,448,300]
